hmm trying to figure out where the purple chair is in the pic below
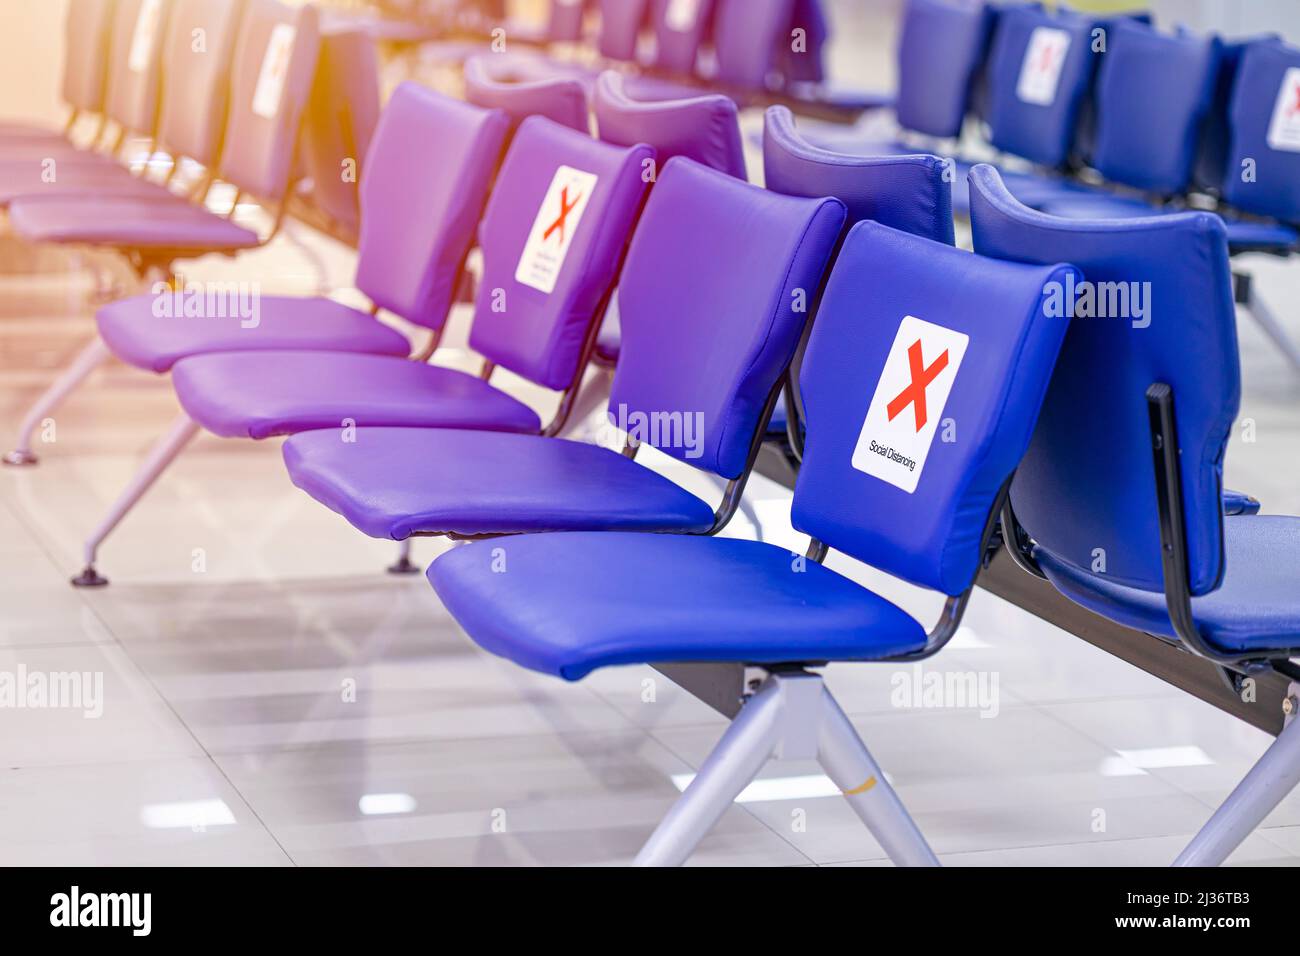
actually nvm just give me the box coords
[280,158,844,546]
[295,24,383,239]
[0,0,118,147]
[463,53,590,136]
[4,0,320,467]
[69,117,653,586]
[8,0,319,264]
[0,0,181,200]
[593,70,744,179]
[588,69,746,366]
[650,0,715,76]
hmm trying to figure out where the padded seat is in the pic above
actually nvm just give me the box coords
[282,427,717,540]
[428,531,928,679]
[1037,515,1300,654]
[1034,193,1300,252]
[97,294,411,373]
[171,352,542,439]
[0,164,179,205]
[8,193,259,250]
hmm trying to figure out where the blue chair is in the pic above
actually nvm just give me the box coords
[969,163,1300,867]
[762,104,954,450]
[427,219,1075,865]
[795,0,992,163]
[1027,34,1300,369]
[283,158,844,543]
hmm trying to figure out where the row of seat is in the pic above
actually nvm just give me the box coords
[5,0,1299,868]
[352,0,855,108]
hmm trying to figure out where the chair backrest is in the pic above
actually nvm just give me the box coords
[153,0,244,166]
[546,0,589,44]
[894,0,993,139]
[711,0,791,90]
[1088,20,1219,196]
[103,0,171,137]
[297,24,381,236]
[463,54,589,136]
[775,0,828,86]
[597,0,648,62]
[610,158,845,478]
[469,119,653,391]
[968,164,1239,597]
[763,105,954,245]
[217,0,321,201]
[354,85,509,330]
[61,0,119,115]
[1221,37,1300,225]
[650,0,714,75]
[594,70,744,178]
[792,219,1073,596]
[984,3,1097,167]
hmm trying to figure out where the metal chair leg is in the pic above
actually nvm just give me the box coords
[1174,700,1300,866]
[72,414,200,587]
[1243,282,1300,373]
[634,671,937,867]
[634,679,784,866]
[4,338,111,466]
[387,537,419,575]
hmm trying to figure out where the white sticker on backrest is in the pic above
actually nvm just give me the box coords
[666,0,703,32]
[851,316,969,494]
[251,23,297,120]
[514,166,599,295]
[1016,27,1071,106]
[128,0,165,73]
[1266,67,1300,152]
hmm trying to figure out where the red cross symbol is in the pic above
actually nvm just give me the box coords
[1288,81,1300,116]
[886,340,950,432]
[1036,41,1058,73]
[543,186,582,244]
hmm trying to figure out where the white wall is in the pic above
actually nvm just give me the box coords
[0,0,69,124]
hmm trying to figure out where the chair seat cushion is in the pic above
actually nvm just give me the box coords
[282,427,716,539]
[172,352,542,439]
[8,194,259,251]
[97,294,411,373]
[1037,515,1300,654]
[0,162,173,206]
[1034,194,1298,252]
[428,532,928,679]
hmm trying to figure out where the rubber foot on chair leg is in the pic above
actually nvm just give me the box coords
[386,555,420,575]
[71,566,109,587]
[3,449,38,466]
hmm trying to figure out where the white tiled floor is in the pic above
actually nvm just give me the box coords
[2,4,1299,867]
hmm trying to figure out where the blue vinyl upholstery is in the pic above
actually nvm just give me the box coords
[1088,21,1220,196]
[1037,515,1300,653]
[609,157,845,478]
[893,0,993,139]
[984,4,1097,168]
[428,218,1075,677]
[1221,38,1300,225]
[763,105,955,245]
[792,220,1075,595]
[469,118,653,390]
[969,164,1239,597]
